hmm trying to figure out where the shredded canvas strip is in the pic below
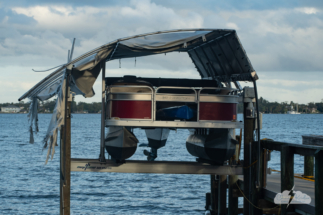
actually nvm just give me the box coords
[28,97,39,143]
[43,76,66,164]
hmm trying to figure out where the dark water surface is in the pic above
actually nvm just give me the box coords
[0,113,322,214]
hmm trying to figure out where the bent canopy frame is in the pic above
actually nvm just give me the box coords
[19,28,257,102]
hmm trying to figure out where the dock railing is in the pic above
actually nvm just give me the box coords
[261,139,323,215]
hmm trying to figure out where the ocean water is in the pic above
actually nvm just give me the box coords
[0,113,322,214]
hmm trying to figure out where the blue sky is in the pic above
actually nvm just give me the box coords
[0,0,322,104]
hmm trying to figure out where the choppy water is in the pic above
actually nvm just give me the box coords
[0,113,322,214]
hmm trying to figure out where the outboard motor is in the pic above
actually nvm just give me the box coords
[105,126,138,162]
[143,128,170,161]
[186,128,237,164]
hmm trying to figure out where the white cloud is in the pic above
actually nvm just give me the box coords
[6,2,323,72]
[226,22,239,30]
[206,8,323,71]
[260,79,322,87]
[295,7,320,15]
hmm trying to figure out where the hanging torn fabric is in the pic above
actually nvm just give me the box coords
[28,97,39,143]
[42,74,67,164]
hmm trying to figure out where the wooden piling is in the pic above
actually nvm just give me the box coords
[315,150,323,215]
[304,156,314,177]
[210,175,219,213]
[99,61,106,162]
[64,101,71,214]
[302,135,323,177]
[218,175,227,215]
[243,103,255,215]
[262,149,268,188]
[228,175,238,215]
[205,192,211,211]
[60,126,64,215]
[250,140,263,215]
[60,72,71,215]
[228,142,239,215]
[281,145,294,214]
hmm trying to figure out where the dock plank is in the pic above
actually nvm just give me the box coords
[265,173,314,206]
[239,173,315,214]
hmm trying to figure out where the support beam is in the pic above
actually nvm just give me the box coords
[252,141,263,215]
[228,175,238,215]
[228,143,239,215]
[263,149,268,188]
[218,175,227,215]
[71,159,244,175]
[99,61,106,162]
[302,135,321,178]
[210,175,219,213]
[261,139,323,156]
[281,145,294,214]
[304,156,314,177]
[60,71,71,215]
[243,103,254,215]
[63,101,71,214]
[59,126,64,215]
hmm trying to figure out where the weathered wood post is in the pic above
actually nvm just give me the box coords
[218,175,227,215]
[210,175,219,214]
[302,135,323,214]
[304,156,314,177]
[60,67,72,215]
[251,140,263,215]
[262,149,268,188]
[60,126,64,215]
[228,142,239,215]
[99,61,106,162]
[315,150,323,215]
[281,145,294,214]
[243,87,256,215]
[302,135,323,177]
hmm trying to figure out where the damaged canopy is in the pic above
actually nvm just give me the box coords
[19,28,257,163]
[19,28,257,102]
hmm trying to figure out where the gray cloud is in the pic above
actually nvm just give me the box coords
[0,0,322,103]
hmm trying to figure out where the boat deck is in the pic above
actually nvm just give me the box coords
[105,119,243,129]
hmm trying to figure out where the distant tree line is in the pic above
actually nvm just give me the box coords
[237,97,323,114]
[1,97,322,114]
[0,100,101,113]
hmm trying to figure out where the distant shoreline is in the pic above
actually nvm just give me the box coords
[0,112,101,114]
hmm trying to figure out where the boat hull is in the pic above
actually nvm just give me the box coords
[186,129,237,164]
[145,128,170,149]
[105,126,138,161]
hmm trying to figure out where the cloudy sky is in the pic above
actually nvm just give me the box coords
[1,0,322,104]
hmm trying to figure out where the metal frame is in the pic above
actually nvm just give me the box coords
[198,87,239,122]
[105,85,243,129]
[106,119,243,129]
[155,86,197,101]
[71,159,244,175]
[107,85,154,121]
[99,62,106,162]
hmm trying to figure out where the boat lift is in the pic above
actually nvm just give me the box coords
[19,29,262,214]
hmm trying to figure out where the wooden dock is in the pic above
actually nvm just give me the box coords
[239,173,315,214]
